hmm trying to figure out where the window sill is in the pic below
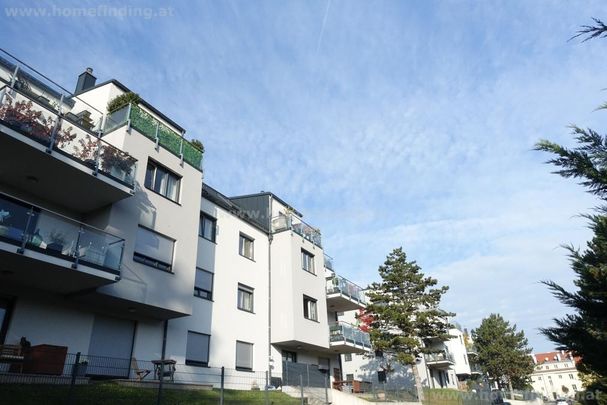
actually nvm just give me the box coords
[239,253,255,262]
[133,254,173,274]
[302,269,317,276]
[185,360,209,368]
[235,367,254,373]
[199,236,217,244]
[304,317,320,323]
[237,308,255,314]
[145,186,181,206]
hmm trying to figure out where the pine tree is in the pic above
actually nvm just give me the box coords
[364,247,454,400]
[472,314,534,391]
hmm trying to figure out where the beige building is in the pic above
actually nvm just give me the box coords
[530,351,583,399]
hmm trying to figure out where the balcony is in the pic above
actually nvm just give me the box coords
[105,104,203,171]
[326,275,366,312]
[0,193,123,294]
[329,321,371,354]
[0,84,137,213]
[271,214,322,248]
[470,363,482,375]
[467,345,478,357]
[424,352,455,368]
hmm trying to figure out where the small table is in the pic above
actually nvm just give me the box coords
[152,359,176,382]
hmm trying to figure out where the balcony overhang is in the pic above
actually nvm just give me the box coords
[272,340,330,353]
[328,339,371,354]
[425,359,455,369]
[0,124,133,213]
[326,293,365,312]
[0,239,118,294]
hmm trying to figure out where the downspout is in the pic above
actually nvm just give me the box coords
[268,196,273,383]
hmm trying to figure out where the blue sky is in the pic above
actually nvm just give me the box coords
[3,0,607,351]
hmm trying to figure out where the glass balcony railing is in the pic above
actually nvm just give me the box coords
[470,363,483,373]
[326,275,367,305]
[0,85,137,187]
[270,214,322,248]
[329,321,371,348]
[324,253,334,271]
[105,104,203,171]
[0,193,124,274]
[424,352,455,363]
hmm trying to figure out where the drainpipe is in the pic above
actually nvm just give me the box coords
[268,196,273,383]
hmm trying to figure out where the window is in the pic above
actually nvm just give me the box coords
[237,284,254,313]
[199,213,217,242]
[569,374,574,379]
[0,297,14,344]
[572,385,578,391]
[145,160,181,202]
[538,376,543,381]
[194,268,213,300]
[239,234,254,260]
[282,351,297,363]
[344,353,352,362]
[235,341,253,371]
[185,331,210,367]
[346,374,354,381]
[303,296,318,321]
[133,226,175,272]
[301,249,315,274]
[559,375,563,379]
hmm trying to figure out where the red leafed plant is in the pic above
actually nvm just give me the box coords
[356,308,373,332]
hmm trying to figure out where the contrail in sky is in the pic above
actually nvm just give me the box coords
[316,0,332,53]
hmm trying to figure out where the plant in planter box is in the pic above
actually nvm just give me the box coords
[0,99,54,144]
[107,92,140,114]
[101,146,134,179]
[73,135,99,167]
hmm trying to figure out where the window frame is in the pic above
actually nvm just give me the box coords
[199,212,217,243]
[344,353,352,362]
[239,233,254,260]
[235,340,254,371]
[301,249,315,275]
[282,350,297,363]
[133,226,175,273]
[303,295,318,321]
[185,331,210,367]
[194,268,214,300]
[237,284,254,313]
[144,159,182,203]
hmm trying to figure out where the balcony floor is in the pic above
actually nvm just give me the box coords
[0,124,132,213]
[328,340,370,354]
[0,239,118,294]
[326,293,365,312]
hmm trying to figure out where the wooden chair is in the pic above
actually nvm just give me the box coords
[130,358,151,381]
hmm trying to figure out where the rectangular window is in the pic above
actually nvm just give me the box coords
[185,331,210,367]
[145,160,181,202]
[303,296,318,321]
[239,234,254,259]
[235,341,253,371]
[237,284,254,313]
[559,375,563,379]
[194,268,213,300]
[301,249,315,274]
[282,351,297,363]
[344,353,352,362]
[199,213,217,242]
[569,374,574,379]
[572,385,577,391]
[346,373,354,381]
[133,226,174,272]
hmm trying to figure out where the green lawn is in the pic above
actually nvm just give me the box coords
[0,382,301,405]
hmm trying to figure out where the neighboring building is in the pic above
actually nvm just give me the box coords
[529,351,583,399]
[0,52,370,387]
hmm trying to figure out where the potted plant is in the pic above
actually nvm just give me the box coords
[101,146,134,180]
[46,231,67,254]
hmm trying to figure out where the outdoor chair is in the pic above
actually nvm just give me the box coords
[130,358,151,381]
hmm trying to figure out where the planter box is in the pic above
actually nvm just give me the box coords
[22,344,68,375]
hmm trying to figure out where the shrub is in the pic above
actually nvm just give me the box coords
[107,92,141,114]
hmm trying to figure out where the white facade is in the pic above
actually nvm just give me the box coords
[529,351,584,399]
[0,54,370,388]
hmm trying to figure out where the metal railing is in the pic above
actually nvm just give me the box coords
[0,53,138,188]
[270,214,322,248]
[323,253,334,271]
[424,352,455,364]
[326,275,367,305]
[0,193,124,274]
[329,321,371,348]
[105,103,203,171]
[470,363,483,374]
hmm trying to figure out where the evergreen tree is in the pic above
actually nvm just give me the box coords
[364,247,453,400]
[472,314,534,391]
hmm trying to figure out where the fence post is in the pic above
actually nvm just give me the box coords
[67,352,81,405]
[220,366,225,405]
[265,370,270,405]
[300,375,304,405]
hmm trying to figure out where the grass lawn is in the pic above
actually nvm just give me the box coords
[0,382,301,405]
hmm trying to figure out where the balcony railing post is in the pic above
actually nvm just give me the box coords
[17,206,35,254]
[71,225,84,269]
[154,121,160,150]
[93,137,101,177]
[179,132,185,164]
[9,65,19,89]
[46,94,64,153]
[126,103,132,133]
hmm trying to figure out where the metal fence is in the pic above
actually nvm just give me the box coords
[281,361,331,404]
[0,348,300,405]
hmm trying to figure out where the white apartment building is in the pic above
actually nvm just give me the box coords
[0,52,369,388]
[529,351,583,399]
[339,315,480,392]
